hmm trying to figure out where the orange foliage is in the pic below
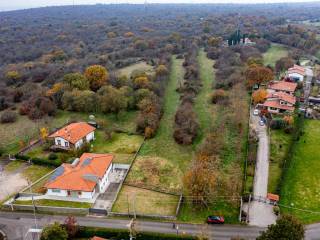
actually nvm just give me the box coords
[245,65,274,88]
[84,65,109,91]
[252,89,268,104]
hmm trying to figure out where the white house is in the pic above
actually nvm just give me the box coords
[49,122,96,150]
[287,65,305,82]
[45,153,114,199]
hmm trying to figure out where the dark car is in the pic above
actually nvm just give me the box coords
[207,216,225,224]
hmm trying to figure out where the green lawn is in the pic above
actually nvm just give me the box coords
[263,43,288,67]
[13,199,92,208]
[178,200,239,224]
[138,56,194,175]
[280,120,320,223]
[194,49,215,145]
[92,131,143,154]
[268,129,291,193]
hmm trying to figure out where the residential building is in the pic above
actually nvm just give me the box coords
[49,122,96,150]
[45,153,114,199]
[287,64,305,82]
[263,92,296,114]
[91,237,107,240]
[267,81,297,95]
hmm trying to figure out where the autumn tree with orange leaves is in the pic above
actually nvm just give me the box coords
[252,89,268,104]
[245,65,274,88]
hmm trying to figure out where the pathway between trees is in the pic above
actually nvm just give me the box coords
[248,113,277,227]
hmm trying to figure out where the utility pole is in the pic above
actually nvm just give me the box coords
[127,194,130,217]
[133,193,136,219]
[28,179,39,240]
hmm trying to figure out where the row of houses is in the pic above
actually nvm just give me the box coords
[259,64,314,114]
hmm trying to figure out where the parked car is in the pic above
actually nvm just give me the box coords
[259,120,264,126]
[207,216,225,224]
[253,109,259,116]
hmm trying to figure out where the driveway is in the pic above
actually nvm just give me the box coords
[248,112,277,227]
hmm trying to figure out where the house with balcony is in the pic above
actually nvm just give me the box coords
[49,122,96,150]
[263,91,296,114]
[45,153,114,199]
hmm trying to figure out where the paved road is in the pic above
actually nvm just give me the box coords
[248,113,276,227]
[0,211,265,240]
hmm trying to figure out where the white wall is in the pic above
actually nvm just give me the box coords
[47,188,95,199]
[54,137,70,148]
[288,73,304,82]
[86,131,95,142]
[99,163,113,193]
[47,188,68,197]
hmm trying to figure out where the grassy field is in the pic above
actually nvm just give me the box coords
[133,56,194,185]
[280,120,320,223]
[268,129,291,193]
[117,61,154,78]
[112,185,179,216]
[178,200,239,224]
[93,132,143,154]
[263,43,288,67]
[14,199,92,208]
[194,49,215,145]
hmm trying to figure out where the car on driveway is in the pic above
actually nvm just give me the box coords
[259,120,264,126]
[207,216,225,224]
[253,109,259,116]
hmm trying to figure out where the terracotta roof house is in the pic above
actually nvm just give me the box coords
[264,91,296,114]
[288,64,305,82]
[91,237,107,240]
[45,153,114,199]
[49,122,96,150]
[268,81,297,95]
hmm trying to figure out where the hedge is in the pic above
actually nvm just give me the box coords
[74,226,198,240]
[14,154,61,167]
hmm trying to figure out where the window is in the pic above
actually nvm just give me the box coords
[57,139,61,146]
[65,142,69,147]
[78,191,81,196]
[52,189,60,193]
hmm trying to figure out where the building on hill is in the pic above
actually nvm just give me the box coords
[267,81,297,95]
[287,64,313,82]
[45,153,113,199]
[263,91,296,114]
[287,64,306,82]
[49,122,96,150]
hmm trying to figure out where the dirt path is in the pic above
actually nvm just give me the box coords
[0,172,28,202]
[249,113,277,227]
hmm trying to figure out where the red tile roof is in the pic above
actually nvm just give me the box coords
[267,193,279,202]
[268,81,297,93]
[45,153,113,192]
[263,100,295,111]
[91,237,107,240]
[267,92,296,105]
[288,64,306,76]
[49,122,96,144]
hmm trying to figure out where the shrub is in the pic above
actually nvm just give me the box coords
[14,154,31,161]
[75,226,197,240]
[210,89,229,104]
[270,118,286,130]
[0,110,17,123]
[273,206,280,216]
[48,153,58,160]
[31,157,61,167]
